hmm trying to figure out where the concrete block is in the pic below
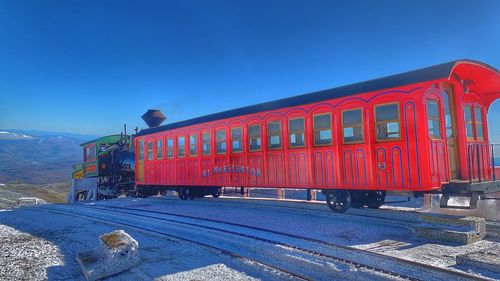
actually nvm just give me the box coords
[456,245,500,274]
[77,230,140,281]
[412,214,485,245]
[412,226,484,244]
[419,214,485,232]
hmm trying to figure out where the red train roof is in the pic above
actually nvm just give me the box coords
[137,59,499,137]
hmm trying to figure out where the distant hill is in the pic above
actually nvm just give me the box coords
[0,129,99,184]
[0,182,69,208]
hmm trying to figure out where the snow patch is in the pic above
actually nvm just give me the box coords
[155,264,260,281]
[0,225,64,280]
[0,131,34,140]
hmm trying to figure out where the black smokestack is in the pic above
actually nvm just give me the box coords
[141,109,166,128]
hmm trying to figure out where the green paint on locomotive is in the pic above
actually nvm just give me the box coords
[78,134,128,178]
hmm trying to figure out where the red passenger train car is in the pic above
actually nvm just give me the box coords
[134,60,500,212]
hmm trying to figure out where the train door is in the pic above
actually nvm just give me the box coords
[426,96,448,185]
[137,139,145,182]
[442,84,460,179]
[310,111,337,189]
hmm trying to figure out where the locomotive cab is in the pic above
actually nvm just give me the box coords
[70,133,135,202]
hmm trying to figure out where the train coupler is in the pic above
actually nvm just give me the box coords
[439,192,481,209]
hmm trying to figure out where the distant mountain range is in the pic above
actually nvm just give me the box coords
[0,129,499,184]
[0,129,99,184]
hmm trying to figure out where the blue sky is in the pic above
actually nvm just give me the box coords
[0,0,499,141]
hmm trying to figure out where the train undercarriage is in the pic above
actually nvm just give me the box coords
[135,185,387,213]
[84,175,498,215]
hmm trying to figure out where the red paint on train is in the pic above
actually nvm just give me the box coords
[134,60,500,197]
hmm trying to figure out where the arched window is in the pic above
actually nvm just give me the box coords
[202,132,211,155]
[156,140,163,159]
[313,113,332,146]
[216,129,227,154]
[177,136,185,157]
[375,103,400,141]
[288,118,305,147]
[248,124,261,151]
[426,100,442,139]
[267,121,282,149]
[231,128,243,152]
[342,108,363,144]
[189,134,198,156]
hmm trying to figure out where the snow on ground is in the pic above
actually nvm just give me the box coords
[0,224,63,280]
[1,196,499,280]
[94,197,500,276]
[0,207,292,281]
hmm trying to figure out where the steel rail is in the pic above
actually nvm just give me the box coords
[38,206,312,281]
[71,204,494,281]
[150,197,499,237]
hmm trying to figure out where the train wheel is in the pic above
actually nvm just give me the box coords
[178,187,188,200]
[366,191,385,209]
[211,188,221,198]
[188,188,196,200]
[349,191,367,208]
[325,190,351,213]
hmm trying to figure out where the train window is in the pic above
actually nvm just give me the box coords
[475,107,484,140]
[313,113,332,146]
[166,138,174,158]
[91,146,97,160]
[189,134,198,156]
[267,121,282,149]
[375,103,400,141]
[202,132,211,155]
[231,128,243,152]
[426,100,442,138]
[342,109,363,144]
[177,136,185,157]
[464,106,474,139]
[249,124,261,151]
[442,85,454,138]
[156,140,163,159]
[216,130,227,154]
[138,140,144,160]
[288,118,305,147]
[147,142,154,160]
[85,147,91,161]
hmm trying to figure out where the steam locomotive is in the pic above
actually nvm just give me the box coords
[71,131,136,201]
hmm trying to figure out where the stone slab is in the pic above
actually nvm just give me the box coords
[412,226,485,245]
[413,214,486,245]
[456,245,500,274]
[77,230,140,281]
[419,213,485,231]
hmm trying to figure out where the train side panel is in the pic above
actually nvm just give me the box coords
[135,62,499,195]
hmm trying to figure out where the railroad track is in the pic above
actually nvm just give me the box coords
[222,197,500,240]
[46,203,495,281]
[151,196,500,239]
[39,205,311,281]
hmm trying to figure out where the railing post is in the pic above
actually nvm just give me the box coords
[477,144,482,182]
[468,144,472,184]
[492,144,497,181]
